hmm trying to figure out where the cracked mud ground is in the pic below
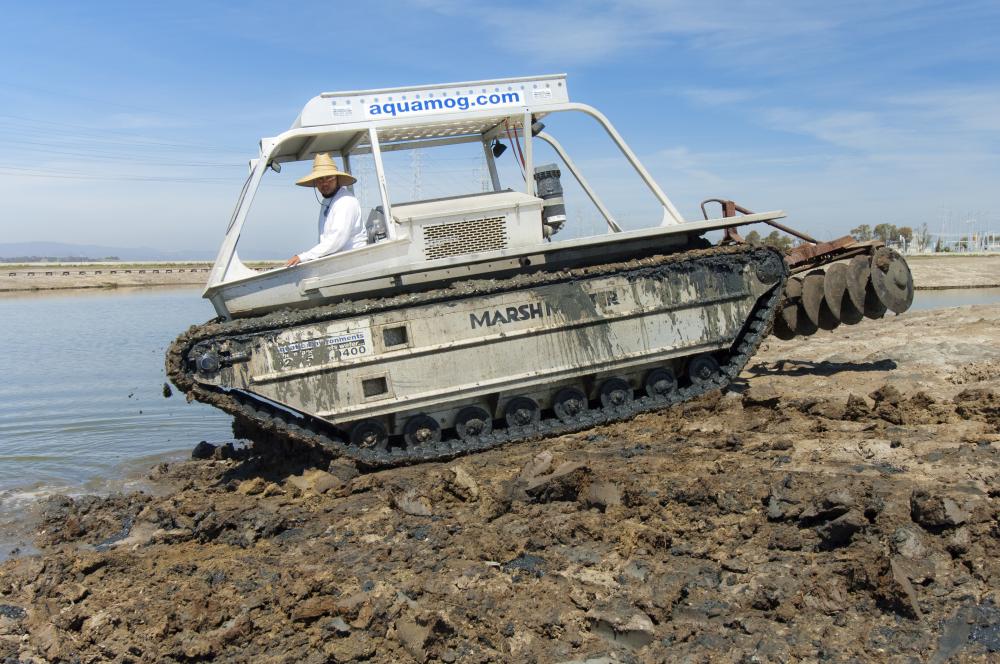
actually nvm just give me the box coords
[2,305,999,663]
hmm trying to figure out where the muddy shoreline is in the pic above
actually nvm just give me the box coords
[905,255,1000,290]
[1,305,998,662]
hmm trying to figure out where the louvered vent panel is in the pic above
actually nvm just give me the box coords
[423,216,508,260]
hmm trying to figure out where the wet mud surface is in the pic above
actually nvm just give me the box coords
[2,305,999,663]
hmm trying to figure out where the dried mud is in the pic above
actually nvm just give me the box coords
[2,305,1000,663]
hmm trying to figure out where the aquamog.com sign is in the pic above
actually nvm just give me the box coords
[365,91,522,118]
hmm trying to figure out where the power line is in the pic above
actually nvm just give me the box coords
[0,166,233,183]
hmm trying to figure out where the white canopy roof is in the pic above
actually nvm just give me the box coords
[261,75,569,164]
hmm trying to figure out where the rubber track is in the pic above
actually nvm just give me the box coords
[166,244,786,469]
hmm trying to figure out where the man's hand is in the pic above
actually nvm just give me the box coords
[285,255,301,267]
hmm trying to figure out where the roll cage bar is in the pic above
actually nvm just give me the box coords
[208,77,685,291]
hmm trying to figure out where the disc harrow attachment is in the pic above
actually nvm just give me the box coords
[771,246,913,340]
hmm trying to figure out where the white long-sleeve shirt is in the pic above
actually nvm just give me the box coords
[297,187,367,262]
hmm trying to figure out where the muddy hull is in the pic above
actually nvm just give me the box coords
[171,246,786,466]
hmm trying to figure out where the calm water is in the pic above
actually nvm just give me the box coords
[0,287,234,555]
[910,287,1000,310]
[0,285,998,557]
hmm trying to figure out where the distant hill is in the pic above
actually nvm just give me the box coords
[0,242,217,262]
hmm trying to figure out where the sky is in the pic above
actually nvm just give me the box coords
[1,0,998,258]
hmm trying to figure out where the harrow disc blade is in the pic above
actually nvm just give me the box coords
[817,302,840,331]
[780,276,803,330]
[772,313,796,340]
[795,302,819,336]
[780,302,798,332]
[864,281,887,319]
[801,271,826,327]
[784,276,803,300]
[846,255,870,312]
[870,247,914,313]
[839,295,865,325]
[823,262,851,320]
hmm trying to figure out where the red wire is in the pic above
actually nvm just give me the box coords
[504,120,526,176]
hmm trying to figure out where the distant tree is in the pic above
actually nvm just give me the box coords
[873,223,898,244]
[764,230,793,252]
[915,223,931,251]
[897,226,913,242]
[745,230,762,245]
[850,224,872,241]
[934,236,944,252]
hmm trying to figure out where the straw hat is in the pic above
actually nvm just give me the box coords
[295,153,357,187]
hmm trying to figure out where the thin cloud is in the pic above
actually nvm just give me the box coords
[680,87,758,107]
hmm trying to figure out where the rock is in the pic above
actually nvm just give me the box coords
[288,470,343,495]
[322,633,377,661]
[444,466,480,502]
[521,461,591,502]
[870,384,903,406]
[742,384,781,408]
[623,560,651,582]
[815,510,866,548]
[843,394,871,420]
[586,602,656,649]
[262,482,285,497]
[766,494,791,521]
[876,557,923,620]
[0,605,25,621]
[581,481,621,510]
[875,403,904,424]
[768,526,804,551]
[191,441,216,459]
[327,458,360,483]
[721,558,750,574]
[35,622,68,660]
[477,488,510,521]
[59,582,89,602]
[393,616,431,662]
[946,527,971,556]
[752,584,783,611]
[518,450,554,483]
[798,490,854,525]
[502,553,546,577]
[211,442,237,460]
[394,489,433,516]
[910,490,969,529]
[291,596,337,622]
[313,473,343,494]
[162,382,173,398]
[809,400,846,420]
[237,477,267,496]
[891,527,928,559]
[327,616,351,636]
[182,635,217,660]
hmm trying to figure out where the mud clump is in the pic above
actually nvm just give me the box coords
[4,370,1000,661]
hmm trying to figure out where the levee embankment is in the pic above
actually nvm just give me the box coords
[0,262,280,292]
[0,255,996,293]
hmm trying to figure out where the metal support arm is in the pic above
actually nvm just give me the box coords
[536,131,622,233]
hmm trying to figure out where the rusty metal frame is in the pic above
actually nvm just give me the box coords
[700,198,884,272]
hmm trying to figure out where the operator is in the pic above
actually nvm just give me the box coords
[285,153,366,267]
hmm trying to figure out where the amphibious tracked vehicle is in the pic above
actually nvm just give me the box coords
[167,75,913,467]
